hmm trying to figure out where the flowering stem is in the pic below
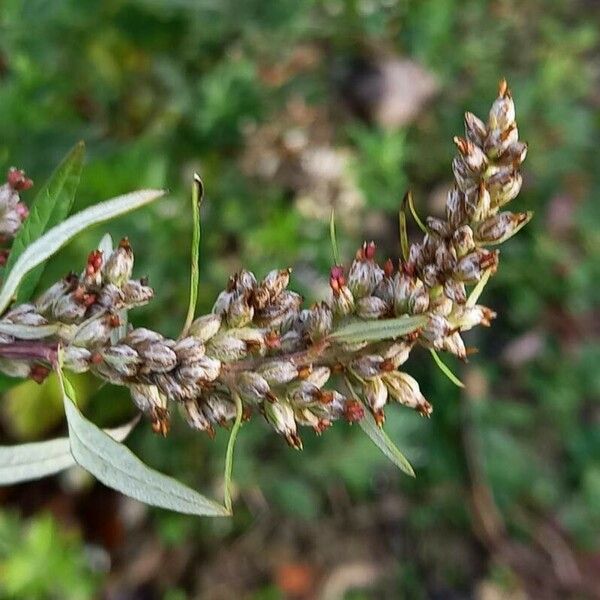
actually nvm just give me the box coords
[223,390,243,515]
[0,340,58,366]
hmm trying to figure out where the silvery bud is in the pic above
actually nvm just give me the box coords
[154,373,197,402]
[103,239,134,286]
[430,295,453,317]
[446,187,468,229]
[382,341,412,368]
[442,331,466,359]
[53,292,87,323]
[231,270,257,293]
[189,313,222,342]
[484,124,518,158]
[125,327,164,346]
[356,295,389,319]
[331,285,355,317]
[236,371,275,404]
[35,280,70,314]
[226,293,254,328]
[426,217,452,238]
[261,268,291,300]
[204,392,237,425]
[306,303,333,341]
[207,333,248,362]
[97,283,125,310]
[4,304,47,326]
[304,366,331,387]
[364,377,388,412]
[443,279,466,304]
[264,400,301,449]
[454,305,496,331]
[452,156,476,192]
[0,210,22,237]
[138,341,177,373]
[63,346,92,373]
[122,279,154,307]
[350,354,385,379]
[422,314,452,348]
[101,344,141,377]
[173,337,205,363]
[254,291,303,328]
[279,330,303,353]
[472,184,491,223]
[374,275,396,306]
[129,384,165,414]
[488,89,515,132]
[452,225,475,257]
[392,272,414,315]
[408,284,429,314]
[455,249,498,283]
[289,382,322,406]
[487,170,522,208]
[421,264,439,288]
[475,211,532,245]
[383,371,432,416]
[454,137,488,173]
[178,355,221,383]
[212,290,234,315]
[182,398,213,433]
[258,360,298,385]
[464,111,487,146]
[72,315,116,347]
[348,259,384,299]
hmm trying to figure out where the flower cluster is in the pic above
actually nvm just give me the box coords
[0,81,530,448]
[0,168,32,265]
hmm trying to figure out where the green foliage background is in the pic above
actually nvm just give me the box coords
[1,0,599,597]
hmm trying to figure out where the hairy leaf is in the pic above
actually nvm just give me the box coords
[0,416,139,485]
[58,368,228,517]
[331,315,427,344]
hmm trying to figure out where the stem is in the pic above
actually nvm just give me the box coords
[0,340,59,366]
[223,390,243,515]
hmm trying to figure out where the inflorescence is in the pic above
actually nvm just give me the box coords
[0,80,530,448]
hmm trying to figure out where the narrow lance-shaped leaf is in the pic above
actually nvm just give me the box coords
[429,349,465,388]
[4,142,86,302]
[0,416,139,486]
[331,315,427,344]
[57,366,229,517]
[0,188,165,314]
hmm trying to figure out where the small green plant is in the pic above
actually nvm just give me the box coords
[0,81,530,516]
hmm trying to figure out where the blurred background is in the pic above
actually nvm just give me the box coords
[1,1,599,598]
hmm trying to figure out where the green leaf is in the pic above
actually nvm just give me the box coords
[429,349,465,387]
[0,416,139,486]
[466,268,492,308]
[403,190,427,234]
[331,315,427,344]
[182,174,203,336]
[329,209,341,266]
[57,367,228,517]
[223,391,243,514]
[0,188,165,314]
[358,410,415,476]
[0,323,60,339]
[4,142,85,303]
[399,209,409,261]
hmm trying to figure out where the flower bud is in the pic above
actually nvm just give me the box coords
[7,168,33,191]
[261,268,291,300]
[452,156,476,192]
[443,279,466,304]
[226,293,254,328]
[204,392,237,425]
[475,211,532,245]
[455,249,498,283]
[230,270,257,294]
[421,314,452,348]
[0,210,23,237]
[484,124,518,158]
[212,290,234,315]
[178,355,221,383]
[452,225,475,257]
[442,331,466,359]
[189,313,222,342]
[356,296,389,319]
[446,187,468,229]
[154,372,197,402]
[101,344,141,377]
[421,264,439,288]
[304,366,331,387]
[103,239,134,286]
[279,330,303,353]
[487,170,522,208]
[454,304,496,331]
[383,371,432,416]
[237,371,275,404]
[348,259,384,299]
[264,400,301,449]
[472,183,491,223]
[97,283,125,310]
[289,381,322,406]
[182,398,213,433]
[254,291,303,328]
[35,280,71,314]
[138,341,177,373]
[258,360,298,385]
[374,275,396,306]
[454,136,488,173]
[72,314,116,347]
[306,302,333,340]
[4,304,47,326]
[173,337,206,363]
[50,292,88,323]
[63,346,92,373]
[122,279,154,307]
[129,384,165,414]
[488,90,515,132]
[364,376,388,412]
[331,285,355,317]
[350,354,384,379]
[464,111,487,146]
[125,327,164,346]
[206,333,248,362]
[408,284,429,314]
